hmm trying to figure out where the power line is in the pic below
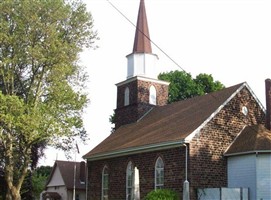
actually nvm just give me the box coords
[105,0,264,133]
[106,0,186,73]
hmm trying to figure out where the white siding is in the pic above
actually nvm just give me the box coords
[256,154,271,200]
[126,53,158,79]
[227,154,256,199]
[47,166,65,187]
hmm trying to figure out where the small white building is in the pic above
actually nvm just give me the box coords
[225,79,271,200]
[225,124,271,200]
[41,160,86,200]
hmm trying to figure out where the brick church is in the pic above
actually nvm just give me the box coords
[83,0,271,199]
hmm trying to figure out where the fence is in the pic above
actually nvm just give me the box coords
[197,187,249,200]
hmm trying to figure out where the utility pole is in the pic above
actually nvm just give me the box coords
[73,143,80,200]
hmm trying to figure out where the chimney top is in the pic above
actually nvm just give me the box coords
[265,79,271,130]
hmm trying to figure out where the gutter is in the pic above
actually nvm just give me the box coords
[224,150,271,157]
[84,140,185,161]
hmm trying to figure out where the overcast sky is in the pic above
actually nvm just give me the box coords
[39,0,271,166]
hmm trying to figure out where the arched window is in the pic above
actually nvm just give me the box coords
[126,161,134,200]
[149,85,157,105]
[155,157,164,189]
[124,87,130,106]
[102,166,109,200]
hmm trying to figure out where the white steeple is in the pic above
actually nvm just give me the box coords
[126,0,158,79]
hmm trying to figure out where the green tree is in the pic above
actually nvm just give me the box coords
[32,166,52,199]
[158,70,224,103]
[0,0,97,199]
[145,189,179,200]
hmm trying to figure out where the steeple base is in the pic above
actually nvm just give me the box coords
[126,53,158,79]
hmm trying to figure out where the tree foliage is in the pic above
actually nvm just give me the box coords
[32,166,52,199]
[158,70,224,103]
[0,0,97,199]
[144,189,179,200]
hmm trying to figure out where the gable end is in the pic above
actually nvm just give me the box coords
[185,82,265,142]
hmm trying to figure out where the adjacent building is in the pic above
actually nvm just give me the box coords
[41,160,86,200]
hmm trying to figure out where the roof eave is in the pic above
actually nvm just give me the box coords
[224,150,271,157]
[84,140,185,161]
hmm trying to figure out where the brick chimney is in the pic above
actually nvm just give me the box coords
[266,79,271,130]
[79,161,86,183]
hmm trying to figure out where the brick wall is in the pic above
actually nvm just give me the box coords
[87,147,186,200]
[189,87,265,199]
[88,87,265,200]
[115,78,168,129]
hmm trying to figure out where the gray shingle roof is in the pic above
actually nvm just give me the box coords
[84,83,244,160]
[225,124,271,156]
[47,160,86,190]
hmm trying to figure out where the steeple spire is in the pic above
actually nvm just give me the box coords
[133,0,152,53]
[126,0,158,79]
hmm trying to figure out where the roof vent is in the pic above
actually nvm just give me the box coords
[242,106,248,116]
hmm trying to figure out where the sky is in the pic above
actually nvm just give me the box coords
[39,0,271,166]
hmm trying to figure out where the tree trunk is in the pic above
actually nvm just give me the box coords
[6,187,21,200]
[6,189,12,200]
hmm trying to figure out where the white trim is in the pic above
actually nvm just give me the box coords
[149,85,157,105]
[224,150,271,157]
[137,107,154,122]
[85,140,184,161]
[244,82,266,112]
[116,76,170,87]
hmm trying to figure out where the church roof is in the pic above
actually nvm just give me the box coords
[224,124,271,156]
[84,83,246,161]
[132,0,152,53]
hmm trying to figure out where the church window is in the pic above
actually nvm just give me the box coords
[126,161,134,200]
[102,166,109,200]
[124,87,130,106]
[149,85,157,105]
[155,157,164,189]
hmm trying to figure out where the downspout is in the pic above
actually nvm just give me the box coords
[183,144,190,200]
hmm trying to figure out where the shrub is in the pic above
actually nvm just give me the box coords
[144,189,179,200]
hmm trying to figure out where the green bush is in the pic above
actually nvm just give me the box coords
[145,189,179,200]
